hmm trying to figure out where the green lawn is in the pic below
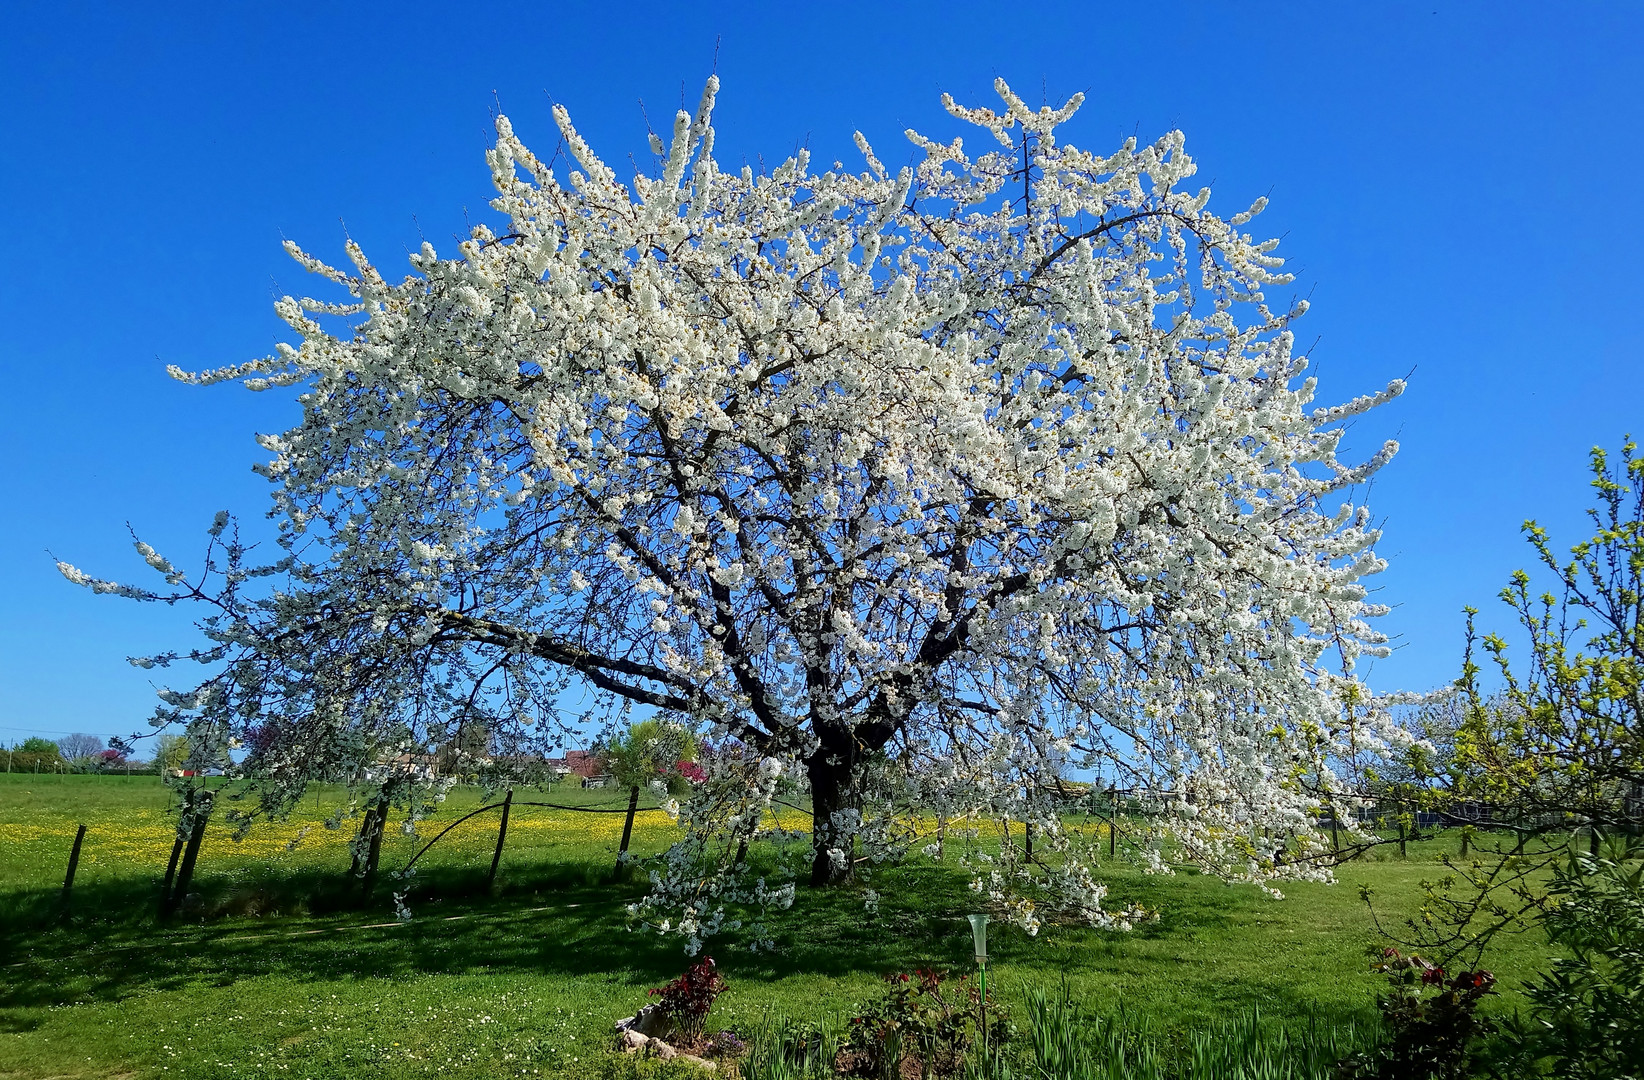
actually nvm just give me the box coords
[0,775,1559,1079]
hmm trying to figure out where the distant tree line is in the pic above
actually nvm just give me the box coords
[2,732,190,775]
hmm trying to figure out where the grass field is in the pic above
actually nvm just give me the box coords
[0,774,1560,1079]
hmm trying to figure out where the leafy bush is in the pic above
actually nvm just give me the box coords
[4,750,65,772]
[1341,948,1495,1080]
[1492,838,1644,1079]
[744,979,1369,1080]
[714,971,995,1079]
[647,956,728,1041]
[843,968,997,1079]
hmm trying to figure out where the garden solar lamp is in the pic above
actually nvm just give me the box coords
[968,914,989,1057]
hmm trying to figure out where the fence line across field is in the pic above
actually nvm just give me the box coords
[27,776,1584,926]
[402,794,670,874]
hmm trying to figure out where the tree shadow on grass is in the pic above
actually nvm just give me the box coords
[0,857,1376,1036]
[0,861,976,1008]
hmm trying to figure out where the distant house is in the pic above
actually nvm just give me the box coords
[544,749,603,779]
[543,749,612,788]
[365,752,440,782]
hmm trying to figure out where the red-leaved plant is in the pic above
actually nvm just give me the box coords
[648,957,728,1040]
[843,968,991,1079]
[1341,948,1496,1080]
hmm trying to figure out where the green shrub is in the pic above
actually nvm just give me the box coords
[4,750,66,773]
[1340,949,1496,1080]
[843,969,993,1079]
[1494,838,1644,1079]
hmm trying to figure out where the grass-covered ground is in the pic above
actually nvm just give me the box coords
[0,774,1558,1079]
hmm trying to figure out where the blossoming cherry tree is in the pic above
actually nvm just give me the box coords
[63,77,1409,949]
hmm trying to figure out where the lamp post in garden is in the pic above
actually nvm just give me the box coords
[969,914,989,1059]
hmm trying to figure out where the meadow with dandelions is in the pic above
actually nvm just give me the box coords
[0,774,1560,1080]
[0,774,682,901]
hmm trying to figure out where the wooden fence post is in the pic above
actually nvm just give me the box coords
[936,816,946,861]
[168,811,210,916]
[361,795,388,897]
[488,789,514,890]
[1329,806,1341,854]
[348,803,371,878]
[159,828,185,916]
[615,786,641,875]
[1109,789,1118,858]
[61,824,87,907]
[158,786,198,918]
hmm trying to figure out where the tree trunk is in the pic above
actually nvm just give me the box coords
[806,747,856,887]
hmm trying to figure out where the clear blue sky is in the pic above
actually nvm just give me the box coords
[1,1,1639,748]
